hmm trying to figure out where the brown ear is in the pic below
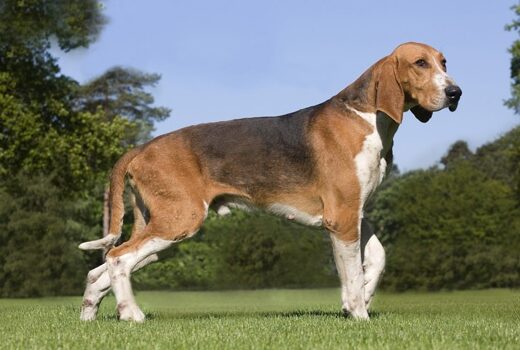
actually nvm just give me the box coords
[376,57,404,124]
[410,105,433,123]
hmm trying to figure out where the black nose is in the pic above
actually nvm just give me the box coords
[445,85,462,101]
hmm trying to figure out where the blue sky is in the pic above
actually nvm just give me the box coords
[54,0,519,171]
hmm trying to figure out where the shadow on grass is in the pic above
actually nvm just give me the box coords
[146,309,385,321]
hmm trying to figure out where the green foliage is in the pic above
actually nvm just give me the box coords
[209,212,336,289]
[367,131,520,291]
[0,174,103,297]
[76,66,171,146]
[0,0,126,190]
[473,126,520,195]
[0,0,174,297]
[0,0,129,296]
[0,75,129,188]
[440,140,473,168]
[506,4,520,113]
[133,211,336,290]
[0,0,106,51]
[0,48,130,189]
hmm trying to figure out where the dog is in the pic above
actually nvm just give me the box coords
[79,42,461,322]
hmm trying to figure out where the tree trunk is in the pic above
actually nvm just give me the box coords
[102,184,110,260]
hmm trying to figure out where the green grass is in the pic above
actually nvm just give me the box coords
[0,289,518,349]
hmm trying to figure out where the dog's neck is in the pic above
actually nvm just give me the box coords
[331,70,400,161]
[333,67,379,114]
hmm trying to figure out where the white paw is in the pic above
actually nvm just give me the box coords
[80,306,98,321]
[118,303,145,322]
[342,304,370,320]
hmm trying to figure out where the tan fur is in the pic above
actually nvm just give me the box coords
[309,102,372,241]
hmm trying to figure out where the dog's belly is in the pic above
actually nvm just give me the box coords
[267,203,323,226]
[211,194,323,227]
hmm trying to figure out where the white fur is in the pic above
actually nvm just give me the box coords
[431,54,450,89]
[80,268,111,321]
[352,110,384,211]
[107,238,172,322]
[134,253,159,271]
[213,199,250,216]
[330,234,369,319]
[361,221,385,309]
[216,205,231,216]
[378,158,387,186]
[214,198,322,226]
[224,199,254,212]
[80,253,159,321]
[86,261,108,283]
[348,107,396,202]
[434,72,449,90]
[203,201,209,219]
[78,233,118,251]
[331,106,390,317]
[431,55,457,110]
[351,108,376,125]
[268,203,323,226]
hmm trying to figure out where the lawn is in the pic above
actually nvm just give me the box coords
[0,289,518,349]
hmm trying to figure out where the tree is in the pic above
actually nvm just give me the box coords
[505,4,520,113]
[0,0,106,52]
[0,174,101,297]
[440,140,473,168]
[76,67,171,146]
[0,0,132,296]
[473,127,520,191]
[0,0,126,190]
[505,6,520,199]
[368,161,519,291]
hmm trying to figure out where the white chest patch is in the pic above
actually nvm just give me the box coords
[347,107,388,214]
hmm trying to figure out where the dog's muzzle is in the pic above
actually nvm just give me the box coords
[445,85,462,112]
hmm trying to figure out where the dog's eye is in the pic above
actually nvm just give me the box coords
[415,59,428,68]
[441,59,447,71]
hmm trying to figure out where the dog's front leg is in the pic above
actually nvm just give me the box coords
[361,219,385,310]
[327,211,369,320]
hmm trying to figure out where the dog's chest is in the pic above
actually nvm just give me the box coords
[352,110,395,203]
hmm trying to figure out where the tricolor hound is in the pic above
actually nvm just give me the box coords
[79,42,461,321]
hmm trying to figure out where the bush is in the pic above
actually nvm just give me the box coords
[368,160,520,291]
[0,174,102,297]
[133,211,337,290]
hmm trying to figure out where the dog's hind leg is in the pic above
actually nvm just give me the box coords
[106,197,207,322]
[80,254,159,321]
[80,189,153,321]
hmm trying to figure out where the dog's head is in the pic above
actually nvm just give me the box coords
[376,42,462,124]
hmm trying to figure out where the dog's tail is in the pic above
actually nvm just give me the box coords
[78,146,143,251]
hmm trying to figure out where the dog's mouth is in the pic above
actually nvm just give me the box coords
[448,101,459,112]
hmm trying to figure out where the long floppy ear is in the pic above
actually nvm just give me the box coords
[410,105,433,123]
[376,57,404,124]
